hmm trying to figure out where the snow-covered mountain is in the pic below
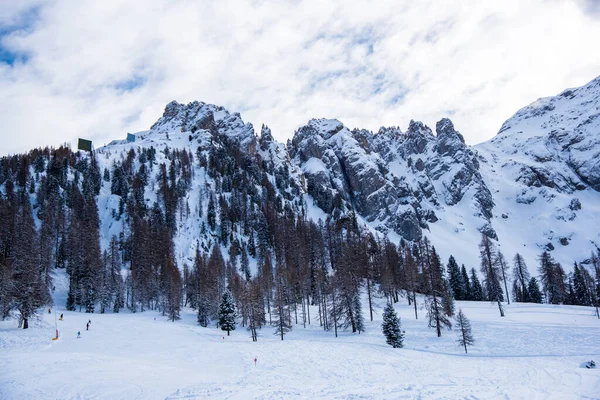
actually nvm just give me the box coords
[93,75,600,272]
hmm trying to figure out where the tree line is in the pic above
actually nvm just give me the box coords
[0,141,599,336]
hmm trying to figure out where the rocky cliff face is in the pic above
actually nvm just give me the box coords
[288,116,495,241]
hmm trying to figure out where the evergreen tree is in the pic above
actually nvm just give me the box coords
[381,302,404,348]
[207,194,216,231]
[164,260,182,321]
[470,268,484,301]
[454,309,474,354]
[218,290,236,335]
[240,247,250,281]
[528,277,543,303]
[352,292,365,334]
[461,264,471,300]
[447,255,464,300]
[573,263,591,306]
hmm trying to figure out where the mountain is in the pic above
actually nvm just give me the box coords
[88,76,600,273]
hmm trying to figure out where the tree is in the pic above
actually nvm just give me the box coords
[538,251,566,304]
[352,292,365,334]
[381,302,404,348]
[246,280,265,342]
[447,256,464,300]
[496,251,510,305]
[528,277,543,303]
[422,243,453,336]
[218,290,236,335]
[479,234,504,316]
[164,260,182,321]
[272,279,292,340]
[404,246,419,319]
[512,253,530,302]
[470,268,484,301]
[11,192,50,328]
[461,264,471,300]
[573,264,591,306]
[454,309,474,354]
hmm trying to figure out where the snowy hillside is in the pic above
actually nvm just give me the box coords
[86,75,600,273]
[1,271,599,399]
[475,75,600,268]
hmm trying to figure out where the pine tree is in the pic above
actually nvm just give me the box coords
[240,247,250,281]
[381,302,404,348]
[207,194,216,231]
[165,260,182,321]
[461,264,471,300]
[454,309,474,354]
[528,277,543,303]
[470,268,484,301]
[218,290,236,335]
[447,256,464,300]
[352,292,365,334]
[573,263,591,306]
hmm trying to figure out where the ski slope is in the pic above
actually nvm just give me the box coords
[1,273,599,399]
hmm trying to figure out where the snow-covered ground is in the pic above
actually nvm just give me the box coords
[1,273,599,399]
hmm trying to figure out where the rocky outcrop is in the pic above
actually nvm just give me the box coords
[289,114,497,241]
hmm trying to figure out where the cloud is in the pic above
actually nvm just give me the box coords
[575,0,600,17]
[0,0,599,156]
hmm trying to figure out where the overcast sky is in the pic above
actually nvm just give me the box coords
[0,0,599,156]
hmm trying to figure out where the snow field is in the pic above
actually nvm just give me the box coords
[1,283,599,399]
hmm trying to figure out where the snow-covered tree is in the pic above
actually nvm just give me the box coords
[218,290,236,335]
[461,264,471,300]
[381,302,404,348]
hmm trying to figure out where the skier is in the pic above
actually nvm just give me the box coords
[86,322,89,331]
[254,357,257,366]
[77,331,81,339]
[48,308,51,314]
[59,314,63,321]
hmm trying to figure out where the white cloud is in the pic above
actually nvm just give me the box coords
[0,0,599,156]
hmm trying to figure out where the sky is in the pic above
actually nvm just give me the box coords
[0,0,599,157]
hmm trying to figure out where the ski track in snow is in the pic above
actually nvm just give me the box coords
[1,273,600,399]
